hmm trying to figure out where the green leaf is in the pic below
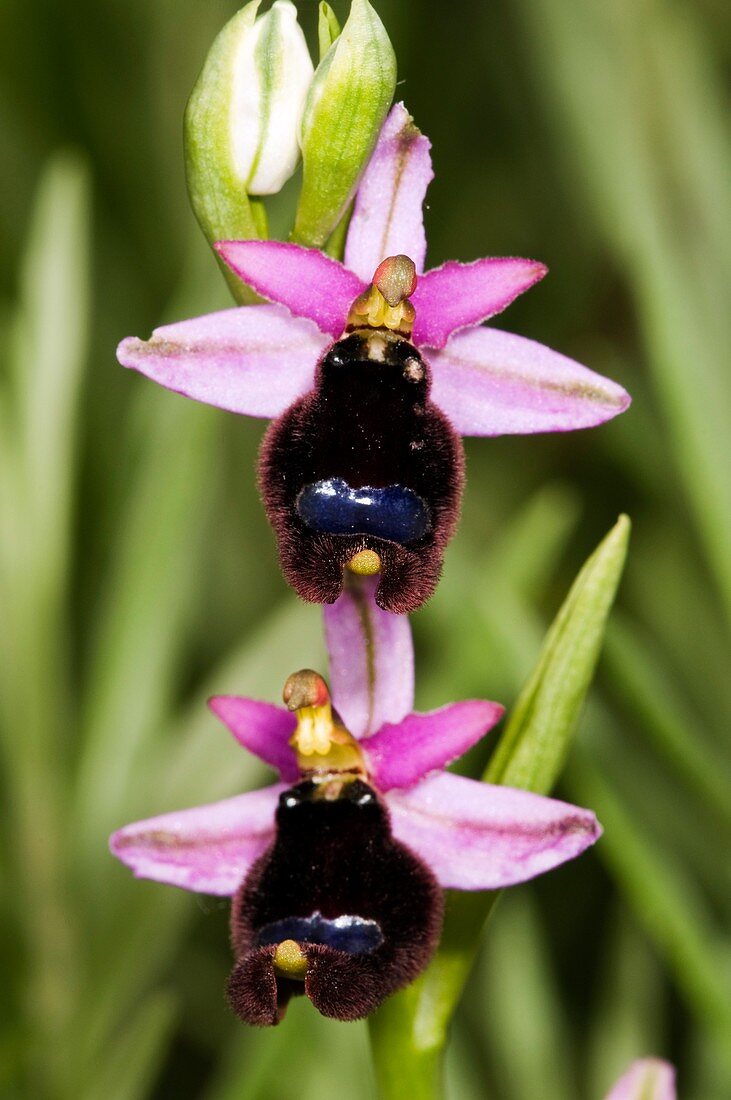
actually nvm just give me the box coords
[487,514,630,791]
[292,0,396,247]
[369,516,630,1099]
[0,155,90,1093]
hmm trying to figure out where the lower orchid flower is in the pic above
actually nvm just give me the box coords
[117,103,630,614]
[110,580,601,1024]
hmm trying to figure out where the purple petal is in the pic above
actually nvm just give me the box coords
[344,102,433,282]
[364,701,504,791]
[117,304,327,418]
[216,241,365,339]
[387,772,601,890]
[208,697,298,783]
[324,577,414,738]
[429,326,631,435]
[411,257,547,349]
[604,1060,676,1100]
[109,784,284,895]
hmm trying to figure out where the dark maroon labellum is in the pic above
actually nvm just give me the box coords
[227,779,443,1026]
[259,331,464,614]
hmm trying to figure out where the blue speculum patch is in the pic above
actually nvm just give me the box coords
[296,478,430,545]
[255,911,384,955]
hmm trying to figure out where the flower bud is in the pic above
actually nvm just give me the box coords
[231,0,314,195]
[185,0,314,256]
[292,0,396,248]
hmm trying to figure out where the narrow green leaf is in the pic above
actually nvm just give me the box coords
[487,514,630,792]
[0,155,90,1093]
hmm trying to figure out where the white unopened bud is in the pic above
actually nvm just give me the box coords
[185,0,315,300]
[230,0,314,195]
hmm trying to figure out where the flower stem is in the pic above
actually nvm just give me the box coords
[368,987,444,1100]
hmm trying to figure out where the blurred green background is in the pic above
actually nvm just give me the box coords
[1,0,730,1096]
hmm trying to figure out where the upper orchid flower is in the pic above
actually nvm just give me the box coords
[118,104,629,614]
[110,579,601,1025]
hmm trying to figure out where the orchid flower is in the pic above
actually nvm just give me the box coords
[604,1058,676,1100]
[110,579,601,1025]
[117,103,630,615]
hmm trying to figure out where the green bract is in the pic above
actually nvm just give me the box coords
[293,0,397,248]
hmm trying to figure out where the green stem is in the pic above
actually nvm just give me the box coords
[369,894,501,1099]
[369,992,443,1100]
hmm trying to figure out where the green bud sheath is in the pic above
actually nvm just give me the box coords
[293,0,396,249]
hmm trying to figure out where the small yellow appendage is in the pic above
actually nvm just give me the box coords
[273,940,308,981]
[346,549,382,576]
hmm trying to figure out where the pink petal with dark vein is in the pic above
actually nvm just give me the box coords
[428,325,630,435]
[324,577,414,738]
[109,784,284,895]
[345,101,433,281]
[387,772,601,890]
[117,304,327,418]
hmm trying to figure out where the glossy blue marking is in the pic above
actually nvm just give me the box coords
[296,478,429,544]
[256,911,383,954]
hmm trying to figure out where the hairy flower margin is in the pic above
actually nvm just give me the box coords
[118,103,630,614]
[111,579,601,1024]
